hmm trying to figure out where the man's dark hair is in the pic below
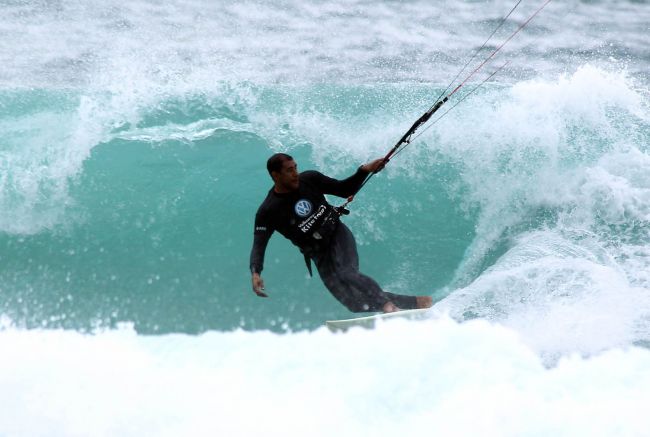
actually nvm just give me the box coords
[266,153,294,176]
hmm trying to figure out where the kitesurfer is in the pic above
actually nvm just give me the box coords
[249,153,433,313]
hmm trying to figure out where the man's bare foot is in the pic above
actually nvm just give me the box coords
[382,302,400,313]
[416,296,433,309]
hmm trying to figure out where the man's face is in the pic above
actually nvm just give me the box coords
[272,159,299,191]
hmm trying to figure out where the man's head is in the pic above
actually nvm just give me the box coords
[267,153,299,192]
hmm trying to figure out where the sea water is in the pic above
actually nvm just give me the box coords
[1,0,649,435]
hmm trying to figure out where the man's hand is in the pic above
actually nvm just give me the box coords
[361,158,386,174]
[252,273,268,297]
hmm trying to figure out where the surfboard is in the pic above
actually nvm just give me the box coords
[325,308,431,332]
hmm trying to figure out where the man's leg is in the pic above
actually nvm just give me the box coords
[314,223,422,312]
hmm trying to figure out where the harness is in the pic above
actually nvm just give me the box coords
[301,206,349,276]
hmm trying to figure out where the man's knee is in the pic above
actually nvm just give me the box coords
[342,299,373,313]
[321,279,374,312]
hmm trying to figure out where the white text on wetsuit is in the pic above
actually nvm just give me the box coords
[298,204,327,233]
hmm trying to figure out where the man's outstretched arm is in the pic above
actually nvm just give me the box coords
[250,217,273,297]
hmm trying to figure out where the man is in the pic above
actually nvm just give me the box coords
[249,153,433,313]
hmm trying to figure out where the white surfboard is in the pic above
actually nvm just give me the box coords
[325,308,431,332]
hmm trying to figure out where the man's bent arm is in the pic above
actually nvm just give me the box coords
[303,167,369,198]
[304,158,385,198]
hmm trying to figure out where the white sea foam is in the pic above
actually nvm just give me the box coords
[414,66,650,363]
[435,230,650,363]
[0,317,649,436]
[1,0,647,87]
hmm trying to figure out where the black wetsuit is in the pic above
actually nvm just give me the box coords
[249,168,418,312]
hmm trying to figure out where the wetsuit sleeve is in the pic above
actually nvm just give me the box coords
[302,168,369,198]
[249,210,274,274]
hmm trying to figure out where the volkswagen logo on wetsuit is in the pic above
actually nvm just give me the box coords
[294,199,313,217]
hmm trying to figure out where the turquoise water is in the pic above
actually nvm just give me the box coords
[1,0,650,434]
[2,76,648,340]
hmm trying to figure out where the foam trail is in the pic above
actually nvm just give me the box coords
[1,318,649,436]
